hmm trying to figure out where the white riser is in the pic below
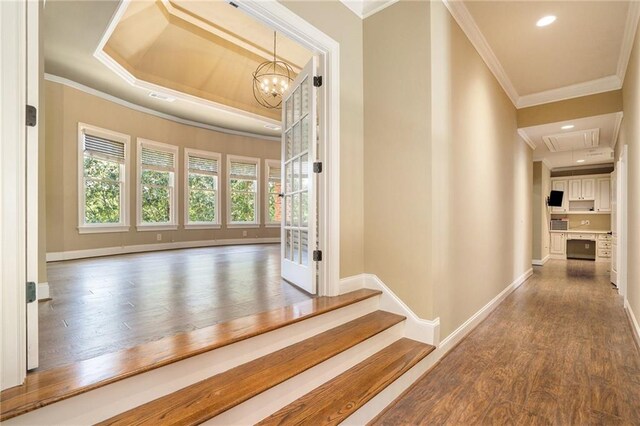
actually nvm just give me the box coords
[342,347,442,425]
[204,322,405,425]
[4,296,380,426]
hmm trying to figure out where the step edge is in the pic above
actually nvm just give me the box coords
[100,311,406,425]
[0,289,382,422]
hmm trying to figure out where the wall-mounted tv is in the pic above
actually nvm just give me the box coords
[548,190,564,207]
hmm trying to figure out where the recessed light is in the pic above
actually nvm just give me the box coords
[576,159,585,163]
[561,124,574,130]
[536,15,556,27]
[264,124,281,131]
[148,92,175,102]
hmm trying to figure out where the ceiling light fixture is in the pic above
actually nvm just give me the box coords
[576,159,585,163]
[264,124,282,131]
[561,124,574,130]
[536,15,556,27]
[252,32,294,110]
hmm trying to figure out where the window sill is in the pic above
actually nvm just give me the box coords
[265,223,281,228]
[184,224,222,230]
[227,223,260,229]
[78,225,130,234]
[136,224,179,231]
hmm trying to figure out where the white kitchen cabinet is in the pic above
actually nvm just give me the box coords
[550,233,566,255]
[595,178,611,212]
[569,178,595,201]
[551,180,568,212]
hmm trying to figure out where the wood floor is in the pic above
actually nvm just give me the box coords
[39,244,312,371]
[373,260,640,425]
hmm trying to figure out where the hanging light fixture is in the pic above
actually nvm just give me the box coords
[252,32,294,109]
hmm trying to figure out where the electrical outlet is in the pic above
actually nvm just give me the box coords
[586,243,590,249]
[156,233,162,241]
[242,230,248,237]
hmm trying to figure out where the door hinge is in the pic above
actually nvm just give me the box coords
[313,250,323,262]
[313,76,323,87]
[26,105,37,127]
[26,281,36,303]
[313,162,322,173]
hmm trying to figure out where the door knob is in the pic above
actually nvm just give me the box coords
[278,193,284,198]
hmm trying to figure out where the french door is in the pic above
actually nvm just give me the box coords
[281,57,318,294]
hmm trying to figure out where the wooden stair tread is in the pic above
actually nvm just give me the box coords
[0,289,381,422]
[98,310,404,426]
[257,338,435,426]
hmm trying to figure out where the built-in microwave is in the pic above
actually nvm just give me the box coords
[550,219,568,231]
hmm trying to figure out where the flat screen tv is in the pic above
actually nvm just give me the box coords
[548,190,564,207]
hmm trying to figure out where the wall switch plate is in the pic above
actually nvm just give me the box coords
[242,230,248,237]
[156,233,162,241]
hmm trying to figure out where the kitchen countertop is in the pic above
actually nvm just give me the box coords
[549,229,611,234]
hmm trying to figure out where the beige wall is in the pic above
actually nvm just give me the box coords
[363,1,433,318]
[517,90,623,128]
[618,18,640,324]
[362,0,532,338]
[532,161,551,261]
[282,1,364,278]
[550,214,611,231]
[45,81,281,254]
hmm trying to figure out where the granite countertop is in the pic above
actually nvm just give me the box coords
[549,229,611,234]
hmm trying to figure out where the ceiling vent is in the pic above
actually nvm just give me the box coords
[543,128,600,152]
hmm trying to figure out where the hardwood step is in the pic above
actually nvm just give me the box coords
[0,289,381,422]
[257,338,435,426]
[98,311,405,426]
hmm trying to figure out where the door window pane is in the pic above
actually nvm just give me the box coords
[301,231,308,266]
[293,230,300,263]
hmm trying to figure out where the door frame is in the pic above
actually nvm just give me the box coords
[237,0,341,296]
[0,0,28,390]
[618,145,628,300]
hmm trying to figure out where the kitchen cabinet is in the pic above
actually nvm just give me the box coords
[551,180,568,213]
[568,178,595,201]
[550,233,566,255]
[595,178,611,212]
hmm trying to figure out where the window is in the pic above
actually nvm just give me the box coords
[185,149,220,229]
[78,123,130,233]
[227,155,260,227]
[137,139,178,230]
[265,160,282,226]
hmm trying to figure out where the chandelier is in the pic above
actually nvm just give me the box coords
[252,32,294,109]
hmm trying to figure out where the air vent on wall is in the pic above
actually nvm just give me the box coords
[542,128,600,152]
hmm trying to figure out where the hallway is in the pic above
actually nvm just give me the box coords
[373,260,640,425]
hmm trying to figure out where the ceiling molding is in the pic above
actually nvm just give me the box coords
[611,111,624,149]
[516,75,622,108]
[339,0,399,20]
[93,0,280,131]
[44,73,280,141]
[517,128,536,150]
[442,0,520,106]
[443,0,639,109]
[541,158,553,170]
[617,1,640,84]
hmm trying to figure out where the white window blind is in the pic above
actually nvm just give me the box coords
[189,154,218,174]
[230,161,257,179]
[142,146,174,170]
[269,166,281,180]
[83,133,125,163]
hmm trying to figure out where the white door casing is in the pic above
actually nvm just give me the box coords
[281,57,317,294]
[611,171,618,285]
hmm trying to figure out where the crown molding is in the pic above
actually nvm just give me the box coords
[617,1,640,84]
[44,73,281,141]
[339,0,399,20]
[442,0,520,106]
[517,128,536,150]
[517,75,622,109]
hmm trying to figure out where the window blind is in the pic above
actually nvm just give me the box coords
[84,134,125,163]
[189,154,218,174]
[230,161,257,179]
[268,166,281,180]
[141,146,174,170]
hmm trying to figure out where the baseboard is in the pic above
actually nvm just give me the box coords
[46,238,280,262]
[38,282,50,300]
[625,299,640,351]
[532,254,550,266]
[438,268,533,353]
[339,274,365,294]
